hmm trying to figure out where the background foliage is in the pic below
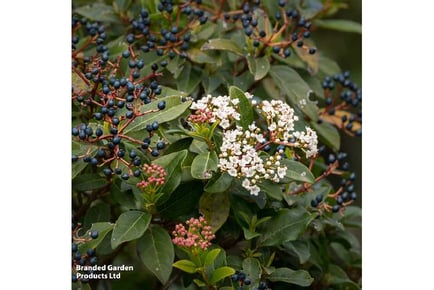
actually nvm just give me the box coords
[71,0,361,289]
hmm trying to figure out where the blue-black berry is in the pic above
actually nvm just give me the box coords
[90,231,99,239]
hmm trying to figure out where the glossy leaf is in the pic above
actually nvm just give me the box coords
[280,159,315,183]
[177,62,202,94]
[173,259,198,273]
[205,172,233,193]
[204,248,221,267]
[74,3,118,22]
[314,19,362,34]
[310,121,341,151]
[83,202,111,231]
[73,174,108,191]
[259,180,283,200]
[153,150,188,203]
[258,208,315,246]
[268,267,313,287]
[137,225,174,284]
[247,55,270,80]
[243,228,261,240]
[125,96,191,133]
[201,39,244,56]
[111,211,151,249]
[319,55,342,76]
[283,240,311,264]
[78,222,114,253]
[269,65,318,121]
[191,151,218,179]
[229,86,254,129]
[209,266,235,285]
[292,39,319,75]
[326,264,360,289]
[199,191,230,232]
[242,257,262,286]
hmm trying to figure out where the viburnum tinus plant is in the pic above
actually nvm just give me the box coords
[72,0,361,289]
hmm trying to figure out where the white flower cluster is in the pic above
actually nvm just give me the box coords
[292,127,319,158]
[218,124,287,196]
[189,92,319,196]
[190,94,240,129]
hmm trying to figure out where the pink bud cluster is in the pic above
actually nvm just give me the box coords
[136,164,166,190]
[172,216,215,250]
[188,108,214,124]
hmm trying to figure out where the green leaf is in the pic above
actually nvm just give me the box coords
[187,48,218,64]
[280,159,315,184]
[310,121,340,151]
[319,55,341,76]
[258,208,314,246]
[269,65,318,121]
[173,259,198,274]
[83,202,111,231]
[314,19,362,34]
[74,3,119,22]
[229,86,254,129]
[191,151,218,179]
[283,240,311,264]
[326,264,360,289]
[111,211,151,249]
[259,180,283,200]
[201,39,244,56]
[292,39,319,75]
[268,267,313,287]
[177,62,202,94]
[209,266,236,285]
[205,172,233,193]
[199,191,230,232]
[73,174,108,192]
[158,181,203,218]
[153,150,188,203]
[78,222,114,253]
[247,56,270,81]
[125,96,191,133]
[242,257,262,286]
[204,249,221,267]
[242,228,261,240]
[193,279,207,287]
[113,0,132,13]
[137,225,175,284]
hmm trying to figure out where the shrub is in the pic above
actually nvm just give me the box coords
[71,0,361,289]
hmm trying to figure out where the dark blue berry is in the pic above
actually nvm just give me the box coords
[110,128,118,135]
[151,149,160,157]
[72,154,78,162]
[72,243,78,252]
[83,156,91,163]
[134,170,141,177]
[72,274,78,283]
[272,46,280,53]
[89,256,98,265]
[297,40,304,47]
[337,195,344,205]
[342,191,350,201]
[332,205,340,213]
[103,168,112,176]
[122,50,130,58]
[231,274,239,282]
[292,33,298,41]
[112,136,121,144]
[350,192,357,200]
[133,157,141,166]
[158,101,166,110]
[114,168,122,175]
[315,194,323,203]
[311,199,318,207]
[328,154,336,164]
[90,158,98,165]
[151,121,159,130]
[95,128,103,137]
[303,31,311,38]
[90,231,99,239]
[126,33,134,43]
[156,142,165,150]
[263,144,271,152]
[126,110,134,119]
[86,248,96,256]
[244,278,251,285]
[117,150,125,158]
[72,128,79,136]
[284,48,291,57]
[121,173,130,180]
[349,172,356,181]
[347,184,354,192]
[79,130,87,140]
[278,0,286,7]
[238,272,246,280]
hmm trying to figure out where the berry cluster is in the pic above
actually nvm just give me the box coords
[128,1,209,60]
[221,0,316,58]
[172,216,215,250]
[231,271,252,289]
[71,223,99,283]
[309,146,358,214]
[72,14,172,180]
[318,71,362,137]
